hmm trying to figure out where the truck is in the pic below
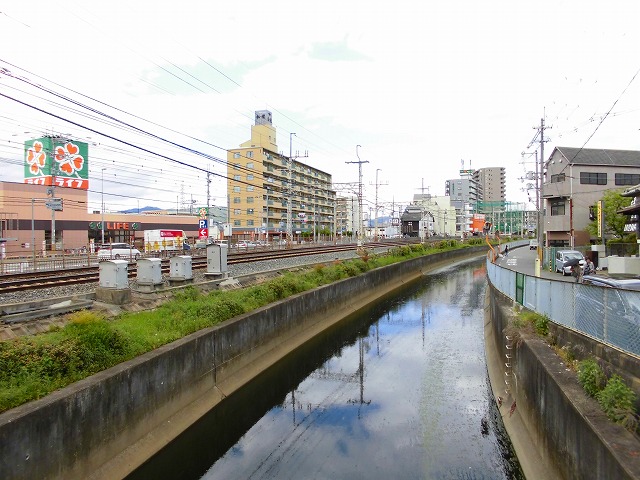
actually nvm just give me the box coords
[143,229,187,253]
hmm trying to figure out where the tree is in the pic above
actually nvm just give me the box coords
[586,189,631,239]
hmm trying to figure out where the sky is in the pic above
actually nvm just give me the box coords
[1,1,639,218]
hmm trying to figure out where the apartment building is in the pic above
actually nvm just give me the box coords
[335,195,361,237]
[226,111,336,240]
[472,167,506,204]
[542,146,640,247]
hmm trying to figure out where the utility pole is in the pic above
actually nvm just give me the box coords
[346,145,369,245]
[372,169,387,241]
[206,169,211,239]
[527,116,550,272]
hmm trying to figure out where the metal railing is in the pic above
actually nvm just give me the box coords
[487,257,640,357]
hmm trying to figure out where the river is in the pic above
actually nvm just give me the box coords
[127,258,524,479]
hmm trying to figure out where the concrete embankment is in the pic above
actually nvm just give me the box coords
[0,246,486,480]
[485,282,640,480]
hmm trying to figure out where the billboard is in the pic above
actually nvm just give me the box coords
[471,213,486,233]
[24,137,89,189]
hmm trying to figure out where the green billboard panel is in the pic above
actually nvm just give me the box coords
[24,136,89,189]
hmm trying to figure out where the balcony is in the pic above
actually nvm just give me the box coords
[544,214,570,232]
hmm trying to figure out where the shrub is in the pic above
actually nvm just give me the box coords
[534,314,549,336]
[577,359,606,397]
[596,375,638,430]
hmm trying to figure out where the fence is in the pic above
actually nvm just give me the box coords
[487,256,640,357]
[0,253,97,274]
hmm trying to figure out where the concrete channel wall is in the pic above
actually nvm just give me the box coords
[0,246,485,480]
[486,283,640,480]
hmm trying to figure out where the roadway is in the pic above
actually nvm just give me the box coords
[496,245,577,282]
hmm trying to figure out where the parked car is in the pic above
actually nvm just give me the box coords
[576,275,640,352]
[97,243,141,261]
[581,275,640,291]
[555,250,585,275]
[529,239,539,250]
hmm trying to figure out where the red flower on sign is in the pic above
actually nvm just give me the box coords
[26,141,47,175]
[54,142,84,175]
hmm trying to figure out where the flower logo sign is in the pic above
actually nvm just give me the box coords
[55,142,85,176]
[26,141,47,175]
[24,137,89,189]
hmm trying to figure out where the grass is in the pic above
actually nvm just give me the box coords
[0,239,488,413]
[510,308,639,433]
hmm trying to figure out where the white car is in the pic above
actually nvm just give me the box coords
[555,250,585,275]
[97,243,141,261]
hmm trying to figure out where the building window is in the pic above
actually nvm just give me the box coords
[247,208,254,215]
[550,173,565,183]
[580,172,607,185]
[550,199,565,216]
[234,163,240,170]
[233,175,241,181]
[247,162,254,169]
[233,186,241,193]
[615,173,640,186]
[246,197,254,203]
[247,174,254,180]
[233,152,241,159]
[233,220,241,226]
[233,209,241,215]
[247,186,254,192]
[247,220,254,226]
[233,197,241,204]
[247,151,253,158]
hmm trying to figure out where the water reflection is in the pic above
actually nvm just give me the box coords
[128,259,523,480]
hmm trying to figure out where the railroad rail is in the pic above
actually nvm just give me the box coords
[0,242,403,294]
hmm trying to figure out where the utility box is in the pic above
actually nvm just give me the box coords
[99,260,129,289]
[206,243,228,276]
[170,255,192,281]
[137,258,163,286]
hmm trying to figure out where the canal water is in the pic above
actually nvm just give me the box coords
[128,258,524,480]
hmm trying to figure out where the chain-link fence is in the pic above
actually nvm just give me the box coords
[488,258,640,356]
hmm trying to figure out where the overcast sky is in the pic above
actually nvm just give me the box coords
[1,1,639,217]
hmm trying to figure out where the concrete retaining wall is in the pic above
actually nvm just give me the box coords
[0,246,485,480]
[487,284,640,480]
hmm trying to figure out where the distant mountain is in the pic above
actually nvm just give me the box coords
[119,206,162,214]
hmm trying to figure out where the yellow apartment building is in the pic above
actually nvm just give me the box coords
[227,111,336,241]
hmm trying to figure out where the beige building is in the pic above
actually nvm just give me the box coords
[0,181,200,257]
[542,146,640,247]
[335,195,360,237]
[412,194,457,237]
[227,111,336,240]
[472,167,506,204]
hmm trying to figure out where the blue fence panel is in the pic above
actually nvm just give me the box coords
[487,256,640,357]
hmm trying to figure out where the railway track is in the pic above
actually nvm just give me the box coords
[0,242,401,294]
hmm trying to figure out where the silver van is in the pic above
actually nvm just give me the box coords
[555,250,585,276]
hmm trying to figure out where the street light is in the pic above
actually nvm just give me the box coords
[287,132,296,247]
[265,185,270,245]
[101,167,106,244]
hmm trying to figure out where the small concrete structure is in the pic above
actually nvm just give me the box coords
[205,243,228,278]
[99,260,129,289]
[95,260,131,305]
[136,258,163,292]
[168,255,193,286]
[607,255,640,275]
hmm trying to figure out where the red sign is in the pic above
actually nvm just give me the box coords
[199,228,208,238]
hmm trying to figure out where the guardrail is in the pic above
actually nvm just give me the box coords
[487,256,640,357]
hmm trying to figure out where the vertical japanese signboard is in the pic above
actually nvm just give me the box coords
[24,137,89,189]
